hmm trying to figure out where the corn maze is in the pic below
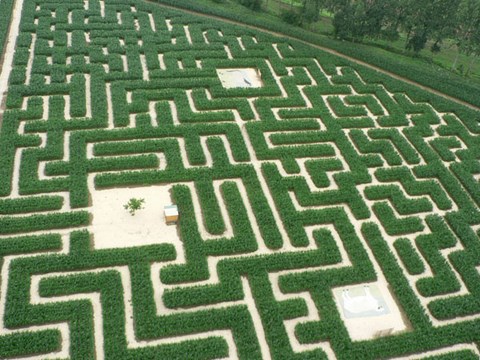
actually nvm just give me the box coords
[0,0,480,359]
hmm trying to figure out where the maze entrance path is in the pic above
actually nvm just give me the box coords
[0,0,479,359]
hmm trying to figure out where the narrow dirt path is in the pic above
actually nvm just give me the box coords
[154,1,480,112]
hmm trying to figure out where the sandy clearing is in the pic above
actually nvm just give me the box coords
[89,184,182,250]
[217,68,263,89]
[332,282,408,341]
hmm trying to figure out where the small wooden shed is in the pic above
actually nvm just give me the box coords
[164,205,179,225]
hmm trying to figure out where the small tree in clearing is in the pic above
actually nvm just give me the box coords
[124,198,145,216]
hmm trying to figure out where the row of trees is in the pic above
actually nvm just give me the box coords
[236,0,480,75]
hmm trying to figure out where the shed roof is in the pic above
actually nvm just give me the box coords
[164,205,178,216]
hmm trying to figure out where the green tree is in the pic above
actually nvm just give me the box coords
[464,22,480,75]
[452,0,480,73]
[238,0,262,11]
[401,0,460,53]
[331,0,400,41]
[301,0,323,25]
[124,198,145,216]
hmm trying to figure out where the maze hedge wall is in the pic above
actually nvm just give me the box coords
[0,0,479,359]
[0,0,15,56]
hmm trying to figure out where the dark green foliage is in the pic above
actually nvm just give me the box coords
[0,211,90,235]
[394,238,426,275]
[345,94,384,116]
[374,167,453,211]
[0,195,64,214]
[0,0,14,59]
[237,0,262,11]
[423,350,480,360]
[0,331,61,359]
[281,9,303,27]
[331,0,400,42]
[195,180,226,235]
[372,202,424,236]
[365,185,432,215]
[0,0,479,359]
[123,197,145,216]
[328,96,368,117]
[415,216,461,297]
